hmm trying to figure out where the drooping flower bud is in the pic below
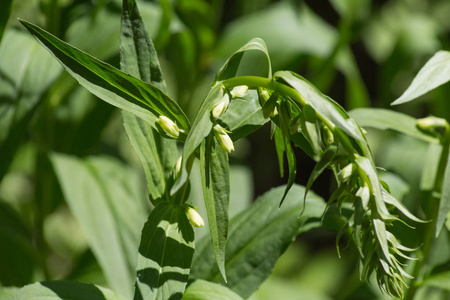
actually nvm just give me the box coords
[174,156,182,179]
[322,125,334,146]
[212,93,230,120]
[230,85,248,98]
[213,124,235,153]
[186,207,204,227]
[338,163,355,183]
[156,115,180,139]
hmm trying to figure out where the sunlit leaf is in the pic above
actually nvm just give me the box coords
[200,136,230,281]
[392,51,450,105]
[182,280,243,300]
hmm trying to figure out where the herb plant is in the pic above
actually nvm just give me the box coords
[1,1,450,300]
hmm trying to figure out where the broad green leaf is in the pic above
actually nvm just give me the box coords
[436,150,450,236]
[274,71,364,142]
[134,202,194,300]
[120,0,177,204]
[172,84,224,194]
[200,136,230,281]
[51,154,148,298]
[5,281,127,300]
[182,280,243,300]
[0,0,12,43]
[392,51,450,105]
[0,29,61,182]
[190,184,326,298]
[20,20,189,132]
[215,37,272,82]
[349,108,438,143]
[219,90,268,141]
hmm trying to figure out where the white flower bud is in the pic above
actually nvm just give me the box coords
[230,85,248,98]
[338,163,355,183]
[174,156,182,178]
[157,115,180,139]
[186,207,204,227]
[212,94,230,120]
[213,124,234,153]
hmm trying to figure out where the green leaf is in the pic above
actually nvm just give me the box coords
[123,113,177,203]
[215,37,272,82]
[120,0,166,92]
[134,202,195,300]
[436,150,450,236]
[422,271,450,292]
[190,184,326,298]
[120,0,178,204]
[0,0,12,43]
[0,29,61,182]
[391,50,450,105]
[182,280,243,300]
[349,108,438,143]
[219,90,268,141]
[5,281,127,300]
[300,104,321,157]
[172,84,224,194]
[274,71,364,142]
[304,146,338,207]
[51,154,148,298]
[200,135,230,281]
[20,20,189,132]
[274,127,285,177]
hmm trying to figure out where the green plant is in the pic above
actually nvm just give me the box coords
[1,0,450,300]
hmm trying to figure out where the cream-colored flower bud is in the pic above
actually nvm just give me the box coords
[213,124,235,153]
[416,116,449,131]
[230,85,248,98]
[212,94,230,120]
[174,156,182,178]
[156,115,180,139]
[338,163,355,183]
[186,207,204,227]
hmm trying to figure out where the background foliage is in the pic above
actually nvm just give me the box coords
[0,0,449,299]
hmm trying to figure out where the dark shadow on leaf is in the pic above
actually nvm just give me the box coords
[40,281,110,300]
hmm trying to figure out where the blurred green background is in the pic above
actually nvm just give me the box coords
[1,0,449,299]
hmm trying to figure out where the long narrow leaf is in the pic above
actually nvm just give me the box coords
[134,202,194,300]
[51,154,148,298]
[120,0,177,204]
[20,20,189,131]
[200,135,230,281]
[436,150,450,236]
[392,50,450,105]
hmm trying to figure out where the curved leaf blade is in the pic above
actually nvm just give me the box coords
[20,20,189,131]
[5,281,127,300]
[200,136,230,281]
[392,51,450,105]
[182,280,243,300]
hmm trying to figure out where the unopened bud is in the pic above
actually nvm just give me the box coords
[230,85,248,98]
[322,126,334,146]
[212,94,230,120]
[416,116,449,131]
[174,156,182,178]
[213,124,235,153]
[186,207,204,227]
[157,115,180,139]
[338,163,355,183]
